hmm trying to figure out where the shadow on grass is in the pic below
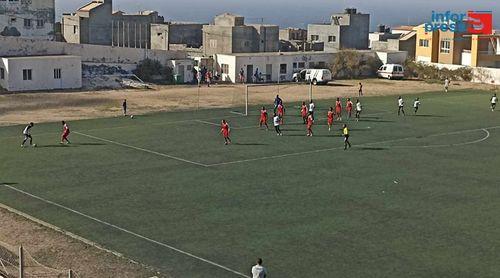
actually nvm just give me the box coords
[285,134,342,138]
[360,119,395,123]
[0,182,18,186]
[37,143,106,148]
[413,114,447,118]
[234,143,268,146]
[356,147,387,151]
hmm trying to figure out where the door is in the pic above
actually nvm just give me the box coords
[178,65,185,83]
[266,64,272,82]
[246,65,253,83]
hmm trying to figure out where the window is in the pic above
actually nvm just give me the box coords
[73,26,77,34]
[419,39,429,47]
[298,62,305,68]
[209,39,217,48]
[10,17,16,23]
[23,69,32,81]
[0,68,4,80]
[318,62,326,68]
[440,39,451,53]
[54,68,62,79]
[36,19,44,28]
[24,19,31,28]
[311,35,319,41]
[292,62,298,69]
[328,36,336,43]
[221,64,229,74]
[280,64,287,74]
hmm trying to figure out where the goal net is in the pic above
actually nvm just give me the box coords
[231,83,314,116]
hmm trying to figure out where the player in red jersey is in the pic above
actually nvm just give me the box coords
[259,106,269,130]
[220,120,231,145]
[327,107,334,131]
[276,103,285,124]
[346,98,353,119]
[306,113,314,137]
[300,101,308,124]
[335,98,342,121]
[60,121,71,144]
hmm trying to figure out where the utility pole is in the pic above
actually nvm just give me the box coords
[18,245,24,278]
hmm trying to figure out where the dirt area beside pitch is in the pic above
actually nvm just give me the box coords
[0,206,164,277]
[0,79,495,126]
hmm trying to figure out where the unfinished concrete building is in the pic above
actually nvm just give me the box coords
[0,0,55,40]
[62,0,164,48]
[151,22,206,50]
[308,8,370,51]
[202,13,279,56]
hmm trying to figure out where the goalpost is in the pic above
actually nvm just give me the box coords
[231,82,314,117]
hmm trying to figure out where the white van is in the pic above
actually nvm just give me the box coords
[377,64,405,80]
[293,69,332,85]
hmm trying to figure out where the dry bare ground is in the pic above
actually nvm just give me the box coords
[0,79,496,277]
[0,206,163,278]
[1,79,496,126]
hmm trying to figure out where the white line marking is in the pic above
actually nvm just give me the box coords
[73,131,209,168]
[195,120,221,127]
[0,184,250,278]
[229,111,246,116]
[384,129,490,149]
[206,126,499,167]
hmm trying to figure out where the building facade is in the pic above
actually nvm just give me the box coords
[415,24,500,68]
[0,55,82,92]
[308,8,369,51]
[202,13,279,56]
[62,0,164,48]
[151,22,205,50]
[0,0,55,40]
[214,52,334,83]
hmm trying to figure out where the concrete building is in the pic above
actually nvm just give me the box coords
[0,0,55,40]
[62,0,164,48]
[415,24,500,68]
[214,51,334,83]
[308,8,370,51]
[202,13,279,56]
[369,25,400,49]
[62,0,113,45]
[370,25,417,59]
[279,28,307,41]
[0,55,82,92]
[151,22,205,50]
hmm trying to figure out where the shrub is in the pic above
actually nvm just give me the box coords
[331,50,382,79]
[404,59,472,81]
[133,59,173,83]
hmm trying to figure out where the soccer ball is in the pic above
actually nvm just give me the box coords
[130,115,134,119]
[33,144,37,148]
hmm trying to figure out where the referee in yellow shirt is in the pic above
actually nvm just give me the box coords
[343,124,351,150]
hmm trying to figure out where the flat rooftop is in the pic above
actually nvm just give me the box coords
[217,51,337,57]
[1,55,81,60]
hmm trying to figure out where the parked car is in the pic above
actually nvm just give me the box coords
[377,64,405,80]
[293,69,332,85]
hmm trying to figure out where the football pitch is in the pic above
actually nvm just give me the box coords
[1,89,500,277]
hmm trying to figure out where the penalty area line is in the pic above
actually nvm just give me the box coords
[73,131,209,168]
[0,184,250,278]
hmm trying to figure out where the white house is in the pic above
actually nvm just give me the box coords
[214,52,335,83]
[0,55,82,92]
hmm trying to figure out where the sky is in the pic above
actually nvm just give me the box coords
[57,0,499,30]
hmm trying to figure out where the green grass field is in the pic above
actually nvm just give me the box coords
[1,89,500,278]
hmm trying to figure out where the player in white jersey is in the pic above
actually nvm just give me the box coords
[308,100,315,120]
[491,93,497,112]
[413,98,421,114]
[444,78,450,93]
[355,99,362,122]
[21,122,35,148]
[397,96,405,116]
[273,114,282,136]
[251,258,268,278]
